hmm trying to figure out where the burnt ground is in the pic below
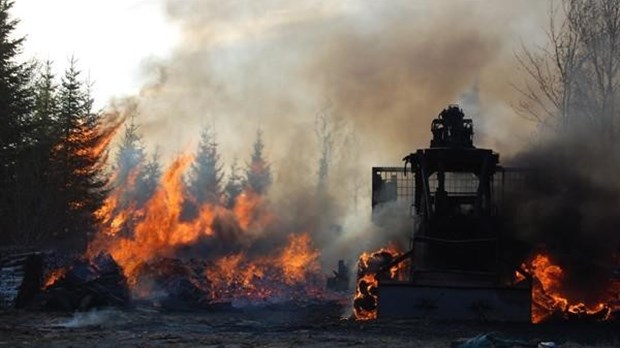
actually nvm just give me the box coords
[0,303,619,347]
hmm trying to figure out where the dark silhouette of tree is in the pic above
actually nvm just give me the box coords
[245,129,272,195]
[15,60,62,244]
[224,156,243,207]
[32,60,58,141]
[187,125,223,204]
[49,58,109,249]
[0,0,36,245]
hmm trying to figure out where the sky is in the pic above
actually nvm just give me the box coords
[10,0,549,162]
[13,0,179,108]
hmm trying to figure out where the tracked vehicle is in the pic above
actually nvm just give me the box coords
[371,105,531,321]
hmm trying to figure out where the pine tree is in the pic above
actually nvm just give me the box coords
[224,157,243,207]
[188,125,223,204]
[0,0,36,245]
[245,129,272,195]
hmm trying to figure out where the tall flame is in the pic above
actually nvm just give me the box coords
[87,151,326,303]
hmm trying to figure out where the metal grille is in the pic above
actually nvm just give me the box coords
[373,166,530,210]
[372,167,415,203]
[429,172,479,195]
[492,168,530,206]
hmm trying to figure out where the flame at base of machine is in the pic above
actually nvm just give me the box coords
[353,246,404,320]
[521,253,620,323]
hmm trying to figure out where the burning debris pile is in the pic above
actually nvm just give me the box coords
[40,147,330,308]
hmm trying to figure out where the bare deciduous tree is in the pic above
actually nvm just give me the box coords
[516,0,620,141]
[315,100,334,192]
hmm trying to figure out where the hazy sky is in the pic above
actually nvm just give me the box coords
[11,0,550,162]
[13,0,179,108]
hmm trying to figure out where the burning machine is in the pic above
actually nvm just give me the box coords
[371,105,531,321]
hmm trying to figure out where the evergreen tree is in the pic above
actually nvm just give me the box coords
[224,156,243,207]
[245,129,272,195]
[115,117,146,188]
[188,125,223,204]
[113,118,162,207]
[32,60,59,141]
[17,60,62,244]
[0,0,36,244]
[50,58,108,249]
[136,150,162,206]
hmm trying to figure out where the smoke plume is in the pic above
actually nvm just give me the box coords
[506,130,620,305]
[108,0,550,269]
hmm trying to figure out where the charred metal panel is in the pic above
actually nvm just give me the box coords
[377,281,531,322]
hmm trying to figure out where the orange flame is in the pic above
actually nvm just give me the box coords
[353,246,404,320]
[523,253,618,323]
[203,233,321,302]
[89,150,326,303]
[43,267,68,289]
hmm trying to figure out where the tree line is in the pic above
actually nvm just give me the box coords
[0,0,273,250]
[0,0,108,250]
[108,118,273,238]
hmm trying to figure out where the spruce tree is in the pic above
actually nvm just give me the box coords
[32,60,58,141]
[18,60,61,244]
[245,129,272,195]
[188,125,223,204]
[0,0,35,244]
[136,150,162,206]
[51,58,108,249]
[114,117,146,189]
[224,157,243,207]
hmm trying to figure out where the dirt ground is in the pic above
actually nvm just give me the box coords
[0,303,619,348]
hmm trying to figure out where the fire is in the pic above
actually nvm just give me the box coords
[88,150,326,304]
[203,233,321,302]
[43,268,68,289]
[91,154,206,284]
[278,233,321,284]
[523,253,619,323]
[233,190,274,231]
[353,246,404,320]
